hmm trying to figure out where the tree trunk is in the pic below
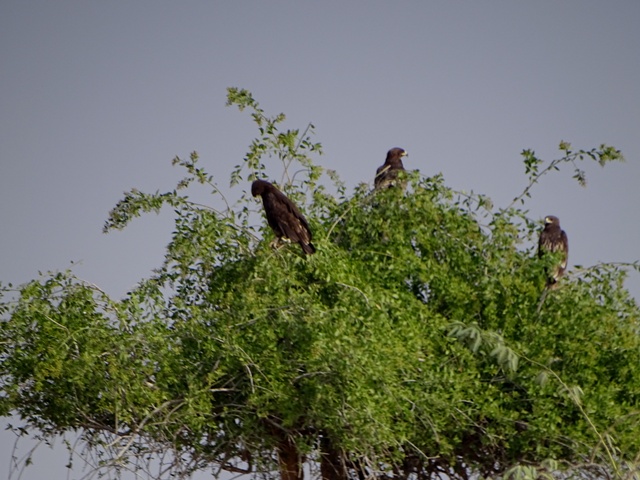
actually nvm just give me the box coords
[320,436,348,480]
[277,434,303,480]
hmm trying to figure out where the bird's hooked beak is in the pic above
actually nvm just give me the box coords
[401,150,408,157]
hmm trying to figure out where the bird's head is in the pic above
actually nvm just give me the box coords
[544,215,560,226]
[387,147,407,161]
[251,179,272,197]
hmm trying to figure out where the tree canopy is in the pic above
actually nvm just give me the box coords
[1,88,639,480]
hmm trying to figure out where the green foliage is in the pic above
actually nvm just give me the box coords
[1,89,639,480]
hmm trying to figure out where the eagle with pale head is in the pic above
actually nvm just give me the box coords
[538,215,568,289]
[375,147,408,190]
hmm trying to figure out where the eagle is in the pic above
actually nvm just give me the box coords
[374,147,408,190]
[251,179,316,255]
[538,215,568,289]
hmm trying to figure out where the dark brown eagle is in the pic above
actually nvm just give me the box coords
[374,147,408,190]
[251,179,316,255]
[538,215,569,289]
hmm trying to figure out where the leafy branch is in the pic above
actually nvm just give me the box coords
[226,87,323,190]
[525,354,624,480]
[508,141,624,209]
[447,321,519,373]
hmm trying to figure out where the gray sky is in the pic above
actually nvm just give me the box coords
[2,2,639,479]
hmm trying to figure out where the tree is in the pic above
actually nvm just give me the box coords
[1,88,639,480]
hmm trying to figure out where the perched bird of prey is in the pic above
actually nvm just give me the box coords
[251,179,316,255]
[538,215,569,289]
[374,147,408,190]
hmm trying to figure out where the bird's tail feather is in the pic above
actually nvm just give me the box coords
[536,288,550,314]
[301,242,316,255]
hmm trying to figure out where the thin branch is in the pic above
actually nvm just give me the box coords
[335,282,370,306]
[521,354,623,479]
[112,399,184,464]
[507,156,567,210]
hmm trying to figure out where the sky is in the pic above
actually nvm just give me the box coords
[1,2,639,479]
